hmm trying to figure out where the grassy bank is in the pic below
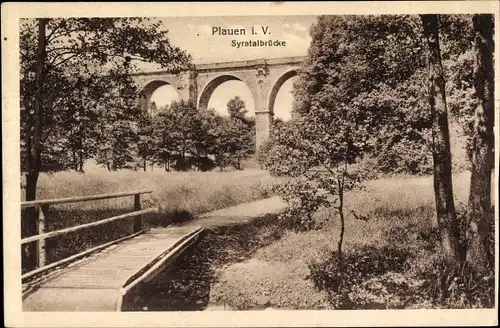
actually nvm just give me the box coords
[21,169,278,270]
[32,168,276,212]
[209,171,496,309]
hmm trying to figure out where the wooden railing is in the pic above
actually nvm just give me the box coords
[21,190,158,280]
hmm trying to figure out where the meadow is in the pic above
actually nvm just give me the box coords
[21,166,495,309]
[209,171,496,309]
[21,167,278,270]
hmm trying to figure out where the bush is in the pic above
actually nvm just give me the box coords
[415,254,495,308]
[307,245,412,309]
[273,179,329,231]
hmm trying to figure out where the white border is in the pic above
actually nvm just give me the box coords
[2,2,499,327]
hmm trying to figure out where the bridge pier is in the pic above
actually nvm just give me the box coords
[255,110,273,154]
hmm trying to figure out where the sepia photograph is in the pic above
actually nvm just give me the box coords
[2,1,499,327]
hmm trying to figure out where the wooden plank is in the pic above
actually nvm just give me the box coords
[22,226,144,281]
[21,190,153,208]
[23,288,123,311]
[21,208,157,244]
[42,233,185,289]
[121,227,203,294]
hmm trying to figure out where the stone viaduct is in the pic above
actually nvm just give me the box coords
[133,56,306,152]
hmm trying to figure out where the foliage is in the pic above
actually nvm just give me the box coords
[261,15,475,177]
[308,245,412,309]
[94,67,143,171]
[147,98,256,172]
[262,16,427,248]
[210,97,255,171]
[273,178,329,231]
[440,15,477,159]
[416,253,495,308]
[261,16,417,289]
[152,100,217,171]
[259,14,492,294]
[136,106,156,171]
[293,15,435,176]
[226,96,248,121]
[20,18,191,174]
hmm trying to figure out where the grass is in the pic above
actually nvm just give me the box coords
[21,168,278,272]
[31,168,276,212]
[210,171,496,309]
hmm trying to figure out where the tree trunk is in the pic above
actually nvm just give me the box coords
[420,14,465,263]
[79,152,83,172]
[181,146,186,171]
[143,158,147,171]
[466,14,495,272]
[72,150,78,171]
[25,18,46,200]
[337,178,345,293]
[23,18,47,270]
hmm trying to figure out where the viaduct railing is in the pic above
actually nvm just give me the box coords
[21,190,158,281]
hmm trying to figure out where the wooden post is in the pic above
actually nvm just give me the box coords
[133,194,142,232]
[37,205,49,267]
[22,208,38,272]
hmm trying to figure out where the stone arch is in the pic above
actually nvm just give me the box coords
[267,69,298,117]
[138,79,181,112]
[197,73,256,111]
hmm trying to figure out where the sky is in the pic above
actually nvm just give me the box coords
[147,15,317,120]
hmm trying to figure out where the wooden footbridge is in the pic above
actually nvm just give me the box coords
[21,191,287,312]
[21,190,204,312]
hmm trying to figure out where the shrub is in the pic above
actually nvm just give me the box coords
[307,245,412,309]
[273,179,329,231]
[415,254,495,308]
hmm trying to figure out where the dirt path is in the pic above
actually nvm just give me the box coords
[163,196,287,230]
[123,196,289,311]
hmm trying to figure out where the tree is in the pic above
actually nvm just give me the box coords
[191,108,219,171]
[466,14,494,272]
[22,19,47,271]
[153,100,209,171]
[261,14,482,292]
[225,97,255,170]
[261,16,392,292]
[148,101,159,116]
[20,18,190,267]
[21,17,190,197]
[94,67,143,171]
[210,115,235,171]
[420,14,465,263]
[226,96,248,121]
[151,106,175,171]
[137,110,156,171]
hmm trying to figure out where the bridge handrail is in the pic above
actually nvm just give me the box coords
[21,190,153,208]
[21,190,157,280]
[21,208,157,245]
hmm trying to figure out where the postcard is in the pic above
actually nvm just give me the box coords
[2,1,499,327]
